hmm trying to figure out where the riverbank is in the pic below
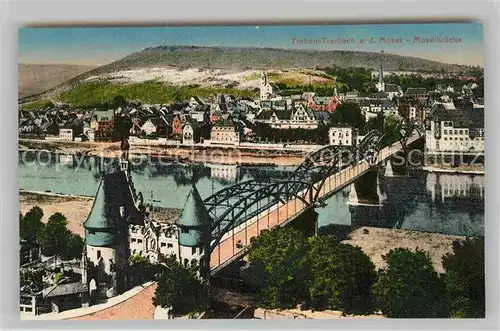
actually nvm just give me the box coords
[19,191,181,237]
[19,191,94,237]
[423,164,485,175]
[19,139,307,166]
[343,226,466,273]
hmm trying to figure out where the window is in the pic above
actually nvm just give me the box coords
[444,130,448,135]
[182,228,189,234]
[97,250,101,260]
[137,239,143,244]
[131,238,136,243]
[192,247,197,255]
[160,242,166,247]
[459,130,464,135]
[454,130,458,135]
[167,243,173,248]
[444,137,447,141]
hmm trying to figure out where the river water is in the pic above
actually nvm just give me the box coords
[19,151,484,237]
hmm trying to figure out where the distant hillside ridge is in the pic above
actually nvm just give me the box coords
[18,63,97,99]
[20,45,474,103]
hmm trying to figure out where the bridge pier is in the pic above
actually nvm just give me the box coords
[347,169,381,206]
[384,152,408,177]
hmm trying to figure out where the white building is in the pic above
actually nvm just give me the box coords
[328,127,358,146]
[182,121,199,145]
[210,120,240,145]
[59,128,73,141]
[260,71,275,100]
[426,103,484,152]
[254,104,320,130]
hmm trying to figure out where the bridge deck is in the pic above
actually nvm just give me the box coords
[210,135,420,274]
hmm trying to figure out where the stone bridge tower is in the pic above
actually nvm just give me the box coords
[175,183,212,279]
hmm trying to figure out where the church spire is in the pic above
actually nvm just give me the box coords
[379,51,384,85]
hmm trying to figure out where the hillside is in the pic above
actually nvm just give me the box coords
[19,46,473,104]
[18,63,97,99]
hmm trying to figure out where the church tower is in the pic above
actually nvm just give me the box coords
[376,51,385,92]
[260,71,273,100]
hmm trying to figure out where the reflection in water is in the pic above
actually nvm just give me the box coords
[19,152,484,236]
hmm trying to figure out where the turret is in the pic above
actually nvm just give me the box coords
[175,184,212,276]
[176,184,211,247]
[83,164,142,298]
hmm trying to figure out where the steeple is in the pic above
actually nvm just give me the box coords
[333,77,338,98]
[379,57,384,85]
[377,50,385,92]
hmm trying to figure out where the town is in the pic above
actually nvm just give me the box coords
[19,63,484,159]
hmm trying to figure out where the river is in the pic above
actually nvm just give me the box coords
[19,151,484,237]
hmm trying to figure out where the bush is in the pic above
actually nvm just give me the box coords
[442,237,485,318]
[153,255,207,317]
[248,227,309,309]
[373,248,448,318]
[307,236,376,314]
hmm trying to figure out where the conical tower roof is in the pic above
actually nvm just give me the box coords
[83,167,142,247]
[176,184,212,228]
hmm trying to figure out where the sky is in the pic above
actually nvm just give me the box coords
[18,22,484,67]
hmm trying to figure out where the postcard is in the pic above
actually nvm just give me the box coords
[18,22,484,320]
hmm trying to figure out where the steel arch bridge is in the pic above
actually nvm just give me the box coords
[204,122,423,253]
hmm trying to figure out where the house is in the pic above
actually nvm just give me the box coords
[399,103,426,124]
[210,110,223,124]
[328,127,358,146]
[426,101,484,152]
[384,84,403,100]
[290,104,319,129]
[342,90,360,102]
[254,104,320,130]
[405,88,428,99]
[40,121,60,135]
[182,120,202,145]
[307,96,340,112]
[140,117,169,137]
[189,96,204,108]
[94,120,114,142]
[211,120,240,145]
[171,115,185,137]
[301,92,316,100]
[59,128,73,141]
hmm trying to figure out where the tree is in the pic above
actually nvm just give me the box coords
[247,227,309,309]
[442,237,485,318]
[20,206,45,246]
[373,248,448,318]
[62,233,85,260]
[40,213,71,262]
[20,268,47,295]
[329,102,366,131]
[113,95,126,108]
[153,255,207,317]
[306,236,376,314]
